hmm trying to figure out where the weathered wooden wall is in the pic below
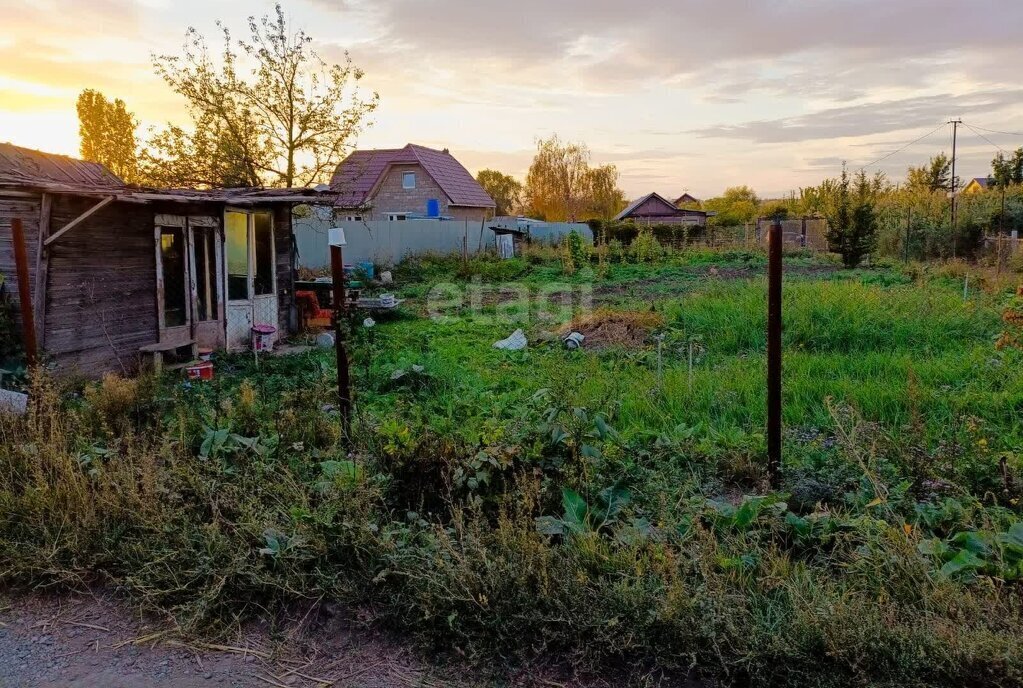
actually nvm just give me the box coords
[0,194,41,332]
[3,194,300,377]
[45,196,159,376]
[274,206,295,335]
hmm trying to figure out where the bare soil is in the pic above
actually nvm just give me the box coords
[0,592,710,688]
[0,592,464,688]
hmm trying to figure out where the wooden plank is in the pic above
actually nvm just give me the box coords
[44,195,115,246]
[34,192,51,346]
[155,214,186,227]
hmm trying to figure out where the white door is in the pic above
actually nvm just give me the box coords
[225,210,278,352]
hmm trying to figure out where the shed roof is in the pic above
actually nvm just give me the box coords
[0,143,336,205]
[0,142,124,188]
[331,144,495,208]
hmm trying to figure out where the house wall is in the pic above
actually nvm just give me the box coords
[371,163,450,219]
[447,206,489,222]
[366,164,490,222]
[629,215,707,227]
[624,196,707,227]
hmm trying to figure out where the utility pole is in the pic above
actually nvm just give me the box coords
[949,118,962,256]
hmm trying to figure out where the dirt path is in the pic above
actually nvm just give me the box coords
[0,592,465,688]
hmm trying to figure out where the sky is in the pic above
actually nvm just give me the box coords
[2,0,1022,199]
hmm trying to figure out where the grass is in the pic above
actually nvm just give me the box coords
[2,247,1023,686]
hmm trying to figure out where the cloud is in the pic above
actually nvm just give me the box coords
[689,90,1023,143]
[311,0,1023,101]
[3,0,1023,196]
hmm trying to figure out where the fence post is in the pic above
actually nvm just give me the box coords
[767,218,783,488]
[330,243,351,439]
[904,207,912,264]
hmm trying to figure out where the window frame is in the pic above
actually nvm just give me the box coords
[224,208,276,303]
[402,171,416,190]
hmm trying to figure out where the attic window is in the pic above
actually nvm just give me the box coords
[402,171,416,189]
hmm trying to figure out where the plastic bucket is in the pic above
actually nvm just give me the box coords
[251,324,277,352]
[185,361,214,381]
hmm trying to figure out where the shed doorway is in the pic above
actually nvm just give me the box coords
[154,215,226,357]
[225,209,277,351]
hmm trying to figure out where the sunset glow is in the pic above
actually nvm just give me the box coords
[2,0,1021,197]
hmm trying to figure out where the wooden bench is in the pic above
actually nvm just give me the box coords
[139,340,197,373]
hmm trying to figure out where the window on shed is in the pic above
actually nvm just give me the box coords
[387,213,408,221]
[159,227,187,327]
[193,227,218,321]
[402,172,416,189]
[253,212,274,296]
[226,211,248,301]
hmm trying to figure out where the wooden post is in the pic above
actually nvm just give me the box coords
[330,244,352,437]
[767,219,783,488]
[10,218,38,366]
[33,193,51,346]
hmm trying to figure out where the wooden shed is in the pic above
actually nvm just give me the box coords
[0,143,332,377]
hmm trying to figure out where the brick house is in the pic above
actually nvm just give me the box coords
[615,192,708,226]
[331,144,495,222]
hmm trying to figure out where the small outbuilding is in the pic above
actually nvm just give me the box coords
[614,192,708,226]
[0,143,332,377]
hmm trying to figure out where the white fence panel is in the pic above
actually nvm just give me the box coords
[294,207,591,269]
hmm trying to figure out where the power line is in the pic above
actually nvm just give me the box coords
[962,121,1006,154]
[967,124,1023,138]
[859,122,948,170]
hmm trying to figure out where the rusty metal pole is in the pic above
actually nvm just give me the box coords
[767,218,783,488]
[10,218,38,366]
[330,244,352,438]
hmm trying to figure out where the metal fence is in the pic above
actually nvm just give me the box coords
[293,208,591,269]
[615,218,828,251]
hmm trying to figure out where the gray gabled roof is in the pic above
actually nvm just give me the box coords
[615,192,681,221]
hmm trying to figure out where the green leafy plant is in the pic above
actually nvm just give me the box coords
[918,524,1023,580]
[535,485,631,536]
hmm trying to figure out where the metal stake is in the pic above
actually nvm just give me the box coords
[767,219,783,488]
[330,244,352,438]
